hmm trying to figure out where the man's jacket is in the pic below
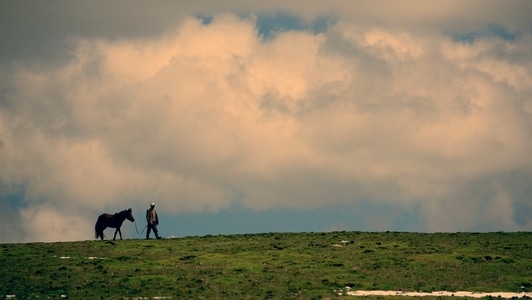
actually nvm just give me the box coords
[146,208,159,225]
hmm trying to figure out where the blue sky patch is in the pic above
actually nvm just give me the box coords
[452,24,521,43]
[194,12,332,40]
[255,12,332,39]
[157,201,424,238]
[197,15,213,25]
[0,184,26,208]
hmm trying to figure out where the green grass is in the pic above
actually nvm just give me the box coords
[0,231,531,299]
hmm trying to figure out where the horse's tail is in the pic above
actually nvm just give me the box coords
[95,220,100,239]
[95,217,103,240]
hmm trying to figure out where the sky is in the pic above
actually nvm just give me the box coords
[1,1,532,243]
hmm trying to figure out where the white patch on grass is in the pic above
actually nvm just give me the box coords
[343,290,532,298]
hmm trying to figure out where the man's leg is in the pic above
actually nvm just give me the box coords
[153,224,161,239]
[146,225,152,239]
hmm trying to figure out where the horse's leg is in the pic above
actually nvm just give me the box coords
[113,228,119,240]
[118,227,123,240]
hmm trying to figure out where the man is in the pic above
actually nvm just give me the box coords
[146,202,161,239]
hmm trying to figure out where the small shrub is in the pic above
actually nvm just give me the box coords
[501,258,515,264]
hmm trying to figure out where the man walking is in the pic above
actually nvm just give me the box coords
[146,202,161,239]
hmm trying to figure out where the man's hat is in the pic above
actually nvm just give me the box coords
[150,202,155,206]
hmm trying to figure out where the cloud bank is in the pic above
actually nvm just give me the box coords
[1,2,532,242]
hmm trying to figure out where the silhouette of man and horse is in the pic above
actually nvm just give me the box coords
[94,208,135,240]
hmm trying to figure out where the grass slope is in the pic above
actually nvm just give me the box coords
[1,231,531,299]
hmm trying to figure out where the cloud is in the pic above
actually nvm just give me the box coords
[20,204,94,243]
[1,8,532,242]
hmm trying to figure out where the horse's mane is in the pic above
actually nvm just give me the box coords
[114,208,131,216]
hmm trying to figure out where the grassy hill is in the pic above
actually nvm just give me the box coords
[1,231,531,299]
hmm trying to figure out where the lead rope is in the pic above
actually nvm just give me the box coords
[134,220,147,235]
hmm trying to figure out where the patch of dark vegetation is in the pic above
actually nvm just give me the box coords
[271,243,285,250]
[179,255,196,261]
[329,262,344,267]
[501,258,515,264]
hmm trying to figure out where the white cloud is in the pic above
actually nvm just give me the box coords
[1,10,532,242]
[20,204,94,243]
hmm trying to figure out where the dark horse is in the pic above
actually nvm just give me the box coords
[95,208,135,240]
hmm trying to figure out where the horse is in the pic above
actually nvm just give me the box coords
[95,208,135,240]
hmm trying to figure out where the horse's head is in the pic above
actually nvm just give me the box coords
[126,208,135,222]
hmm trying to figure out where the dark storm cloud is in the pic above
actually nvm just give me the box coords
[0,1,186,66]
